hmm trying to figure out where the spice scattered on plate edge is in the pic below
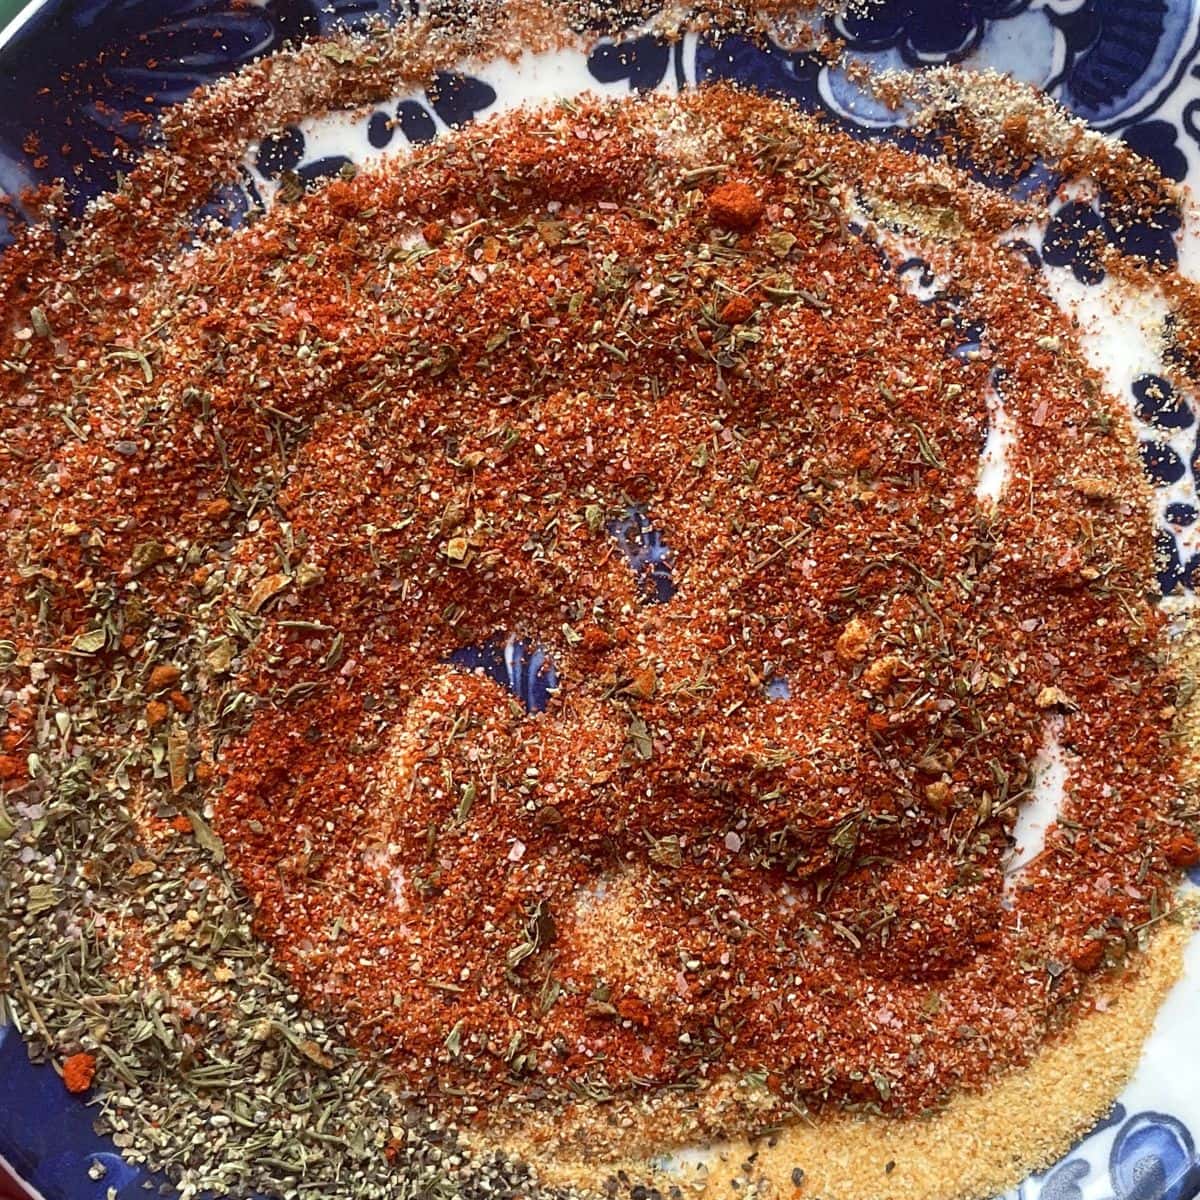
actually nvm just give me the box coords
[1,36,1199,1200]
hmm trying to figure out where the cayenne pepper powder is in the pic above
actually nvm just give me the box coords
[0,83,1195,1140]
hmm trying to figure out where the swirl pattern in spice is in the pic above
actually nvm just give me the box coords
[0,88,1193,1131]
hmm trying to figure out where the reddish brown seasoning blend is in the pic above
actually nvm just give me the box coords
[0,87,1192,1131]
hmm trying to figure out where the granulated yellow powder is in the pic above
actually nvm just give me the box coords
[485,912,1192,1200]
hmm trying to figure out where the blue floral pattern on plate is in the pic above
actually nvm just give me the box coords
[1022,1107,1200,1200]
[821,0,1200,129]
[1,2,1199,1199]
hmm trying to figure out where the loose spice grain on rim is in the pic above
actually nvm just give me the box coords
[1,42,1198,1200]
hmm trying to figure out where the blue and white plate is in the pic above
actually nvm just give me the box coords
[1,3,1199,1199]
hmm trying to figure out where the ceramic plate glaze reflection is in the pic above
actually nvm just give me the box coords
[1,3,1200,1200]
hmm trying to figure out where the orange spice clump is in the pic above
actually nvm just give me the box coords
[61,1053,97,1094]
[708,180,766,229]
[719,293,756,324]
[1166,833,1200,867]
